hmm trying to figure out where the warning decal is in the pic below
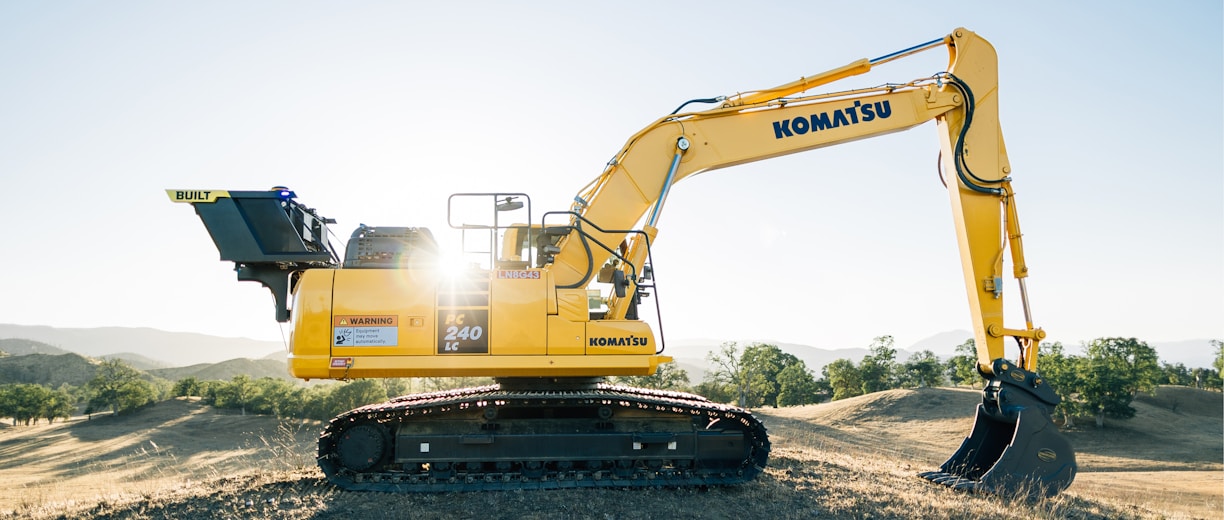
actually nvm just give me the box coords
[333,315,398,347]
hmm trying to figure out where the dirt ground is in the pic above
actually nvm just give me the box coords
[0,388,1219,519]
[760,386,1223,520]
[0,397,319,513]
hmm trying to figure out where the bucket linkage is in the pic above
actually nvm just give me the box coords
[919,359,1076,498]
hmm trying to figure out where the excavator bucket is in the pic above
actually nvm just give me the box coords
[919,360,1076,498]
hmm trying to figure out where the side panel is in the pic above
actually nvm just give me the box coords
[330,269,438,358]
[289,268,664,378]
[288,269,335,379]
[489,272,547,355]
[586,320,655,356]
[547,315,585,355]
[555,289,589,322]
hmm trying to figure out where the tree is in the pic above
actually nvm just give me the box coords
[1160,362,1194,386]
[214,375,259,415]
[1192,366,1222,391]
[740,344,801,407]
[86,360,155,415]
[325,379,388,419]
[858,336,897,394]
[300,385,336,420]
[249,377,304,418]
[1078,337,1161,427]
[691,380,736,404]
[199,380,226,405]
[172,376,201,397]
[705,342,750,406]
[899,350,946,388]
[0,385,16,425]
[0,384,54,425]
[420,377,494,392]
[946,338,980,388]
[1213,340,1223,376]
[41,386,76,424]
[0,383,79,426]
[1036,341,1084,427]
[823,358,862,401]
[702,342,813,407]
[613,362,691,391]
[776,362,819,406]
[380,378,411,398]
[811,375,832,403]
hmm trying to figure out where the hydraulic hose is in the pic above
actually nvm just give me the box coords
[943,74,1004,196]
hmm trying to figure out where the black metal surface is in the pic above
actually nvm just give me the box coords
[192,191,334,264]
[335,423,391,472]
[317,383,770,492]
[919,359,1077,498]
[187,190,337,321]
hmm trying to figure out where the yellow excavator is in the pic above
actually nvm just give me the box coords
[170,27,1075,497]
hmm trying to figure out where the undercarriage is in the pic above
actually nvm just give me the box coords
[317,379,770,492]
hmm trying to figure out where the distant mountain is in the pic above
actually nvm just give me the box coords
[907,330,974,357]
[0,324,283,366]
[102,352,173,371]
[669,358,707,384]
[0,338,71,357]
[0,353,98,387]
[148,358,293,382]
[1147,339,1218,370]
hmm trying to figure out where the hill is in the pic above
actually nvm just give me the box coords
[0,352,97,386]
[763,386,1222,518]
[0,324,283,366]
[0,352,290,388]
[0,338,70,357]
[0,387,1218,519]
[101,352,173,371]
[149,358,293,382]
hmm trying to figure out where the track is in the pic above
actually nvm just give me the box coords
[317,382,770,492]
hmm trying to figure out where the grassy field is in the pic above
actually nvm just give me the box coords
[0,387,1218,520]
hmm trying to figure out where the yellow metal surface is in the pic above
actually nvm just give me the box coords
[311,354,673,379]
[489,271,547,355]
[585,320,655,356]
[330,269,438,358]
[726,58,873,107]
[287,267,658,378]
[546,315,586,355]
[555,288,589,322]
[937,28,1018,374]
[165,189,229,203]
[287,269,334,379]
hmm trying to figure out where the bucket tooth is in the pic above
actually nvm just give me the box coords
[920,359,1076,498]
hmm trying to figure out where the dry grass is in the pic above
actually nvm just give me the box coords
[0,389,1219,520]
[0,398,318,518]
[761,386,1222,520]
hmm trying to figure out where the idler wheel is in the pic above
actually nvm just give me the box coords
[334,423,390,472]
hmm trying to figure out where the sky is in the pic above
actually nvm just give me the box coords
[1,2,1221,354]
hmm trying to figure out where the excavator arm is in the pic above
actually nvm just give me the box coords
[554,29,1030,375]
[547,27,1075,496]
